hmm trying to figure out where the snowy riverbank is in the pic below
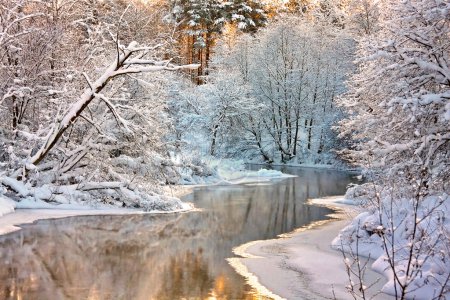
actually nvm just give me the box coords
[229,196,394,300]
[247,161,346,171]
[0,164,293,236]
[333,187,450,300]
[178,158,296,185]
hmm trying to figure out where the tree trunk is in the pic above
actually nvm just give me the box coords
[205,31,211,76]
[293,116,299,156]
[197,46,202,85]
[210,123,219,155]
[307,118,313,151]
[317,129,323,154]
[29,49,134,165]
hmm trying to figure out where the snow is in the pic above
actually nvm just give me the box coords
[231,191,450,299]
[0,176,30,196]
[247,161,351,171]
[229,196,393,300]
[0,195,15,217]
[178,158,295,185]
[332,191,450,300]
[0,177,194,236]
[0,200,193,236]
[216,160,294,184]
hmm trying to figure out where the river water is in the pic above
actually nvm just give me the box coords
[0,166,355,300]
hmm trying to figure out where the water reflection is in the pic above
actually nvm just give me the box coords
[0,167,355,300]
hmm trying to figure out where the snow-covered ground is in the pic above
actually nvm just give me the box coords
[214,163,295,185]
[248,161,338,170]
[0,195,15,218]
[178,158,295,185]
[0,206,196,236]
[0,197,194,236]
[333,187,450,300]
[229,196,394,300]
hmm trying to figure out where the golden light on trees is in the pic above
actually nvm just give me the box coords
[222,22,239,50]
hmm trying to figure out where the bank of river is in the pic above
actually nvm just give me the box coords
[0,166,355,299]
[231,196,394,300]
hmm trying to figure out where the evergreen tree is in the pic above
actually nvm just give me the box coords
[169,0,267,83]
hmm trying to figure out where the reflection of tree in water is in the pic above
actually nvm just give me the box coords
[0,213,256,300]
[157,248,212,299]
[156,248,254,300]
[0,214,193,300]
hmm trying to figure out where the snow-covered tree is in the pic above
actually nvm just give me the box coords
[169,16,353,165]
[202,17,353,164]
[346,0,380,35]
[336,0,450,298]
[338,0,450,192]
[0,0,201,210]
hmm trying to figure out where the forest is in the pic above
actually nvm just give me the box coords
[0,0,449,299]
[0,0,358,208]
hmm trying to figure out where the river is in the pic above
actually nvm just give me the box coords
[0,166,355,299]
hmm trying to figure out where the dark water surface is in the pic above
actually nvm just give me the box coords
[0,166,355,300]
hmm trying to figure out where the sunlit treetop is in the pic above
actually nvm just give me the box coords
[169,0,268,39]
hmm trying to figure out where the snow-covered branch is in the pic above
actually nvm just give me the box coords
[28,41,199,166]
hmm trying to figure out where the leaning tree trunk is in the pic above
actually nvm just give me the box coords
[28,42,199,167]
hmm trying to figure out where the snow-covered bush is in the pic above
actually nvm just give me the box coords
[334,188,450,299]
[343,183,379,207]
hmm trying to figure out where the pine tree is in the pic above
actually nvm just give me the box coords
[169,0,267,83]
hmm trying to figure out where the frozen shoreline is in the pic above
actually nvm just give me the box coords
[0,184,196,236]
[246,161,361,173]
[0,168,293,236]
[229,196,395,300]
[0,202,195,236]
